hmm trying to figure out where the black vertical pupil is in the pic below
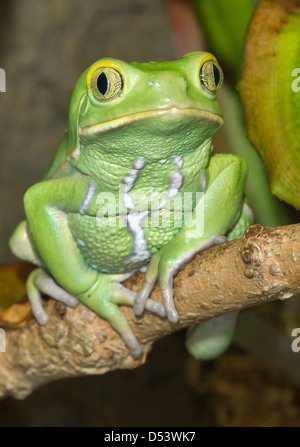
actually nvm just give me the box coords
[97,72,108,95]
[213,64,220,86]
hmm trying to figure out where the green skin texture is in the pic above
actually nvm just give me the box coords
[10,51,251,358]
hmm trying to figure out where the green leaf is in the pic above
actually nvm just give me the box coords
[239,0,300,209]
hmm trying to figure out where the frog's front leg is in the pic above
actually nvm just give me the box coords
[21,173,164,357]
[134,154,249,323]
[134,234,226,322]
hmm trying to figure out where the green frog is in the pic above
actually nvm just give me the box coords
[10,52,252,358]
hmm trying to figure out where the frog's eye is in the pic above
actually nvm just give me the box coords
[199,60,223,94]
[90,67,123,101]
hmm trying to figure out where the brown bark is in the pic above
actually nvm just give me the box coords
[0,223,299,399]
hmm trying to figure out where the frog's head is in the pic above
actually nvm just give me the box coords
[67,51,224,164]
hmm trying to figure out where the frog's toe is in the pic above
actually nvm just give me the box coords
[27,268,50,325]
[35,309,49,325]
[33,305,49,325]
[166,307,179,323]
[134,254,160,316]
[133,298,146,317]
[145,300,166,317]
[157,260,179,323]
[160,283,179,323]
[112,283,165,317]
[134,299,166,318]
[35,273,79,307]
[109,300,143,357]
[27,268,79,325]
[134,280,156,316]
[124,335,143,358]
[133,289,148,316]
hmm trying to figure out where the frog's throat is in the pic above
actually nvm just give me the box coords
[79,107,223,136]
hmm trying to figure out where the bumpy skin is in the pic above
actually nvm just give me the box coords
[10,52,252,358]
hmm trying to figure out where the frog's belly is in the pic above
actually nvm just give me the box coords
[67,212,182,273]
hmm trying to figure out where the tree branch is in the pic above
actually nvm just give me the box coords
[0,223,299,399]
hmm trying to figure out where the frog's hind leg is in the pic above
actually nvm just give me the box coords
[27,268,79,324]
[10,221,80,323]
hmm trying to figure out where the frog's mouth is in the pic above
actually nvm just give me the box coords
[79,107,223,136]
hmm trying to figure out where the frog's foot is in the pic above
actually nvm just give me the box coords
[134,235,227,322]
[185,311,239,360]
[78,273,165,358]
[133,255,159,318]
[110,272,166,317]
[113,283,166,317]
[27,268,79,325]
